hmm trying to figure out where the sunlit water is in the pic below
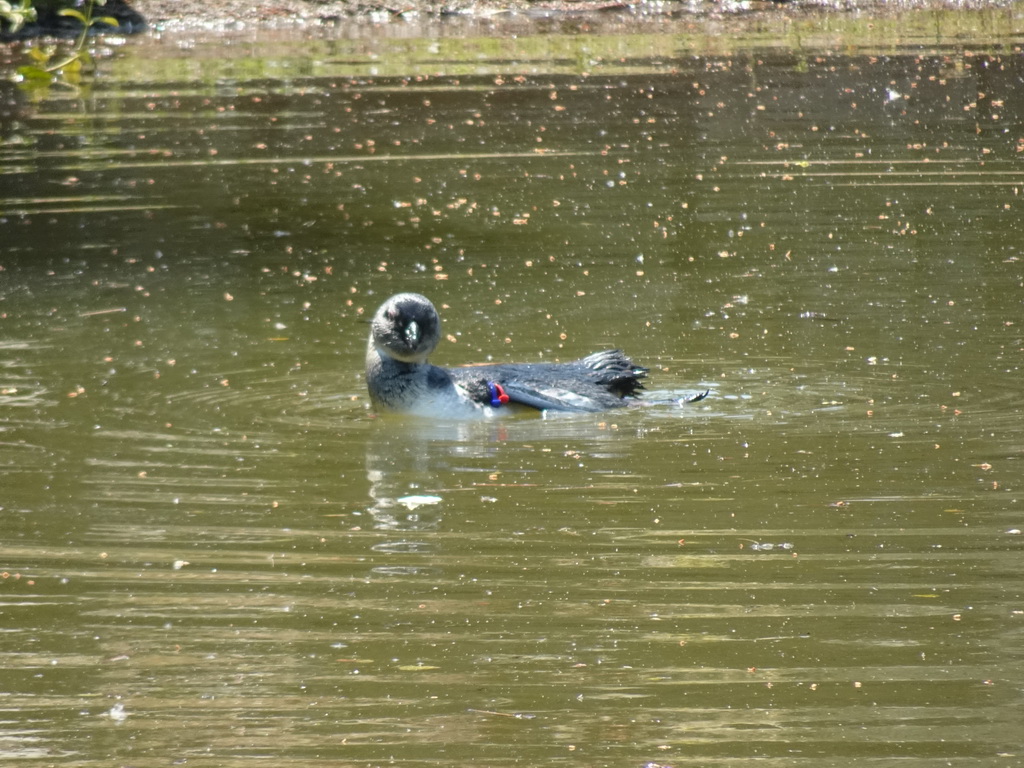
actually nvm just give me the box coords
[2,11,1023,767]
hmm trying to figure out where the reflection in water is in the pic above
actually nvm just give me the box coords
[2,16,1024,768]
[363,419,459,574]
[361,412,655,555]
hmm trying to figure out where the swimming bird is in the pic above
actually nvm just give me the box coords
[365,292,657,418]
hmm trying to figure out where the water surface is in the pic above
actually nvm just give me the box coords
[2,11,1023,767]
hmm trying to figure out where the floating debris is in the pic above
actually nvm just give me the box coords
[746,541,795,553]
[799,311,840,322]
[396,495,442,510]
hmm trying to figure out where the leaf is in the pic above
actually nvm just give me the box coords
[27,46,50,63]
[0,6,24,33]
[16,64,52,82]
[58,8,87,23]
[95,16,119,27]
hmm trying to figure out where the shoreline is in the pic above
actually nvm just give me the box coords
[1,0,1020,42]
[139,0,1020,28]
[45,0,1024,34]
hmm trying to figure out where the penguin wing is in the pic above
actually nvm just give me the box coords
[499,381,613,412]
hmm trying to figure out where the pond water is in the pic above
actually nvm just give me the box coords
[2,9,1023,767]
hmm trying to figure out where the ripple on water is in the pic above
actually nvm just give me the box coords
[159,369,366,429]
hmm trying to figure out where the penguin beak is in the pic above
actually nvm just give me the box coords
[405,320,420,345]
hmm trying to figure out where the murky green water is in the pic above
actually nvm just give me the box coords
[2,11,1023,767]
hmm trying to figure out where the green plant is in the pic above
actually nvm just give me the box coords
[33,0,117,68]
[14,0,119,91]
[0,0,38,33]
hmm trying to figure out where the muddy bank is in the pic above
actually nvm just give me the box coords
[48,0,1024,33]
[2,0,1018,39]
